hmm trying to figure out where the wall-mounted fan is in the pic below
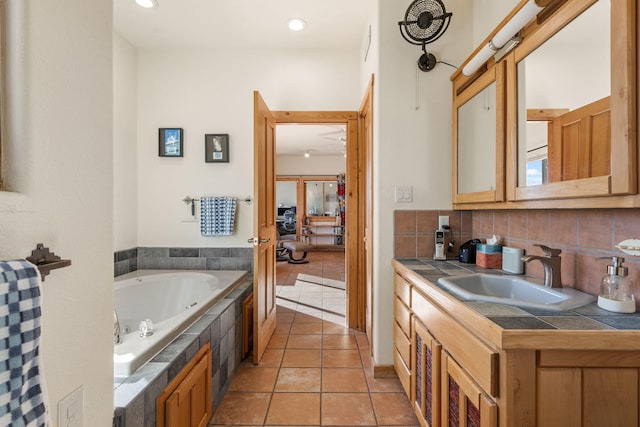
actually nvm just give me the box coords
[398,0,452,72]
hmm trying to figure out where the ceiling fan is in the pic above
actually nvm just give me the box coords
[319,128,346,140]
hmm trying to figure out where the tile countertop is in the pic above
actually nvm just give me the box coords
[393,258,640,351]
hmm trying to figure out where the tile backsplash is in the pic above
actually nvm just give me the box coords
[394,209,640,303]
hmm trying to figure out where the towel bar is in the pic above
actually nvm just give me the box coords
[182,195,252,205]
[26,243,71,281]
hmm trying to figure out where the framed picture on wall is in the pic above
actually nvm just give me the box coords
[205,134,229,163]
[159,128,184,157]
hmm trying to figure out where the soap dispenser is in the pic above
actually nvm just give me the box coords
[597,256,636,313]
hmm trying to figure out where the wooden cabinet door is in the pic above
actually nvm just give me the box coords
[412,319,442,427]
[163,352,211,427]
[537,367,639,427]
[157,345,213,427]
[165,393,187,427]
[442,351,497,427]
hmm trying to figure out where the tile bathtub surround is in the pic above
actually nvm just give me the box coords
[114,246,253,277]
[394,208,640,305]
[113,279,253,427]
[114,248,137,277]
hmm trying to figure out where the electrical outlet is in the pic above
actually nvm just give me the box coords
[438,215,450,231]
[58,385,83,427]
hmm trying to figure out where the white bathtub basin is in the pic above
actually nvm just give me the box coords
[437,273,595,311]
[114,269,247,378]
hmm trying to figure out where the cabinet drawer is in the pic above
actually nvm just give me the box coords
[412,287,499,397]
[394,348,411,397]
[394,273,411,306]
[394,297,411,336]
[394,321,411,367]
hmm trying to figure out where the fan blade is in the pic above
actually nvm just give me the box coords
[432,13,452,20]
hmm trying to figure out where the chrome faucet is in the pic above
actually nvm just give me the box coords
[114,310,122,345]
[521,244,563,289]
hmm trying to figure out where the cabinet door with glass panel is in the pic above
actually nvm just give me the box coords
[304,179,344,245]
[305,180,340,216]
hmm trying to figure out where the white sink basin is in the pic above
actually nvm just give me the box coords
[437,273,595,311]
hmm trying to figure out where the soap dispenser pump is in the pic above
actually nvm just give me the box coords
[597,256,636,313]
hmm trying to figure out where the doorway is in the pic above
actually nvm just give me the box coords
[275,174,347,321]
[271,111,362,329]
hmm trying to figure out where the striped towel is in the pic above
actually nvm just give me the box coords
[0,260,50,427]
[200,197,237,236]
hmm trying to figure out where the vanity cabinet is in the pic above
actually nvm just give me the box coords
[392,260,640,427]
[537,350,640,427]
[395,270,499,427]
[157,344,212,427]
[393,273,412,397]
[413,318,442,427]
[410,281,499,427]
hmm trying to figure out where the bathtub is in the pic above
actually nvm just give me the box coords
[114,269,248,377]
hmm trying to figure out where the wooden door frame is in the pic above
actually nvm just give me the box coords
[359,76,374,341]
[273,111,363,329]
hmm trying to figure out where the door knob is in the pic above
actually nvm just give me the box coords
[247,237,270,245]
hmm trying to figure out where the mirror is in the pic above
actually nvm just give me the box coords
[510,0,635,200]
[517,0,610,188]
[458,81,497,194]
[453,63,505,203]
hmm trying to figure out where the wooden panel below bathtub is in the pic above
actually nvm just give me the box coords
[243,293,254,359]
[156,343,212,427]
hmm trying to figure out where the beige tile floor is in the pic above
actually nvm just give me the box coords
[210,253,419,426]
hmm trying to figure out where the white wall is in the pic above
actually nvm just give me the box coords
[276,154,345,176]
[114,33,138,251]
[369,0,473,365]
[134,48,362,248]
[0,0,113,425]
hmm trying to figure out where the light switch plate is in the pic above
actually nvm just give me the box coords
[58,385,83,427]
[394,185,413,203]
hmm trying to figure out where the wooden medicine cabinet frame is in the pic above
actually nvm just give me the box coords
[452,61,506,204]
[507,0,636,202]
[451,0,638,210]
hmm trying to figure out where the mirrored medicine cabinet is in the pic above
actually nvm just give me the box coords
[452,0,637,208]
[453,62,505,204]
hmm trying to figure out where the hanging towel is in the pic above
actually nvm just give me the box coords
[200,197,237,236]
[0,260,50,427]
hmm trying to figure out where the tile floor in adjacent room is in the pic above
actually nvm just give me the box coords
[210,252,419,426]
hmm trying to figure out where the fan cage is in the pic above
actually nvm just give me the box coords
[399,0,452,45]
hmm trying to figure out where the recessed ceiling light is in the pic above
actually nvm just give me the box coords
[135,0,158,8]
[304,151,310,158]
[287,18,307,32]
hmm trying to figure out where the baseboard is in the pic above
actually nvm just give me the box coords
[373,364,397,378]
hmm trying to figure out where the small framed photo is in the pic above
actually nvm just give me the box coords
[159,128,183,157]
[205,134,229,163]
